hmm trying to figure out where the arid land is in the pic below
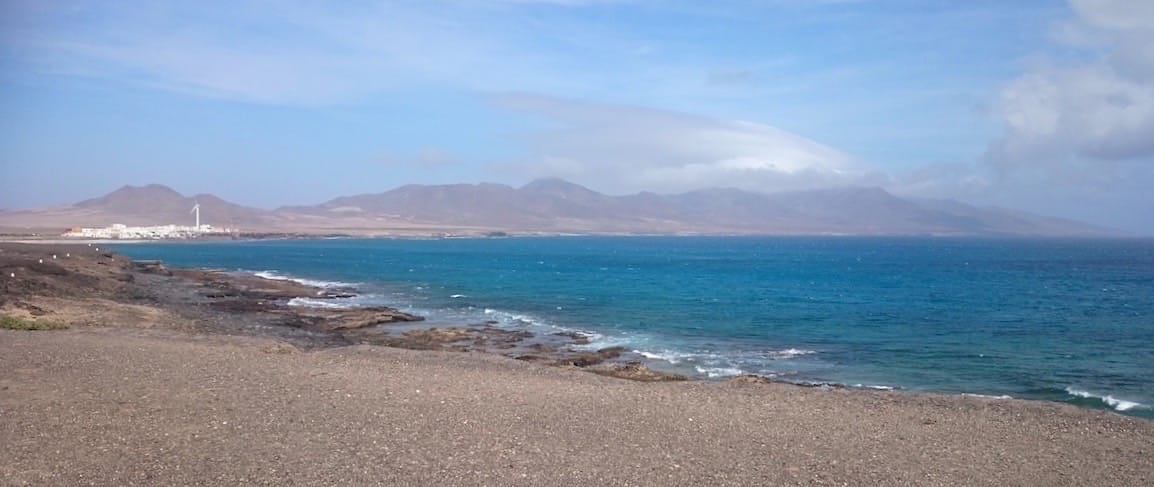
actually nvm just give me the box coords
[1,242,1151,486]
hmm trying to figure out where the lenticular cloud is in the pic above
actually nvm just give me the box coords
[494,93,870,195]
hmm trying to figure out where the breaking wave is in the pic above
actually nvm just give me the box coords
[252,270,355,289]
[767,348,817,359]
[1065,387,1147,412]
[695,366,745,378]
[287,297,357,309]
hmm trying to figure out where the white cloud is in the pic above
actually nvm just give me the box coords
[924,0,1154,233]
[989,0,1154,168]
[990,65,1154,166]
[493,94,871,194]
[1068,0,1154,32]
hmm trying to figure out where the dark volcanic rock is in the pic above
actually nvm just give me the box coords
[132,260,172,275]
[470,326,533,349]
[728,374,776,385]
[553,346,626,367]
[590,362,688,382]
[551,331,592,345]
[345,327,476,350]
[0,243,134,311]
[210,299,277,313]
[303,307,424,332]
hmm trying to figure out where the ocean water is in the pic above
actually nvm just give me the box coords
[112,237,1154,417]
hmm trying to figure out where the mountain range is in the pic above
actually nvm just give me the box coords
[0,179,1115,237]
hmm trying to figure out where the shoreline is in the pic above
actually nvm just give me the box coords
[113,242,1154,415]
[3,242,1153,484]
[4,240,1151,411]
[1,242,686,379]
[6,232,1154,246]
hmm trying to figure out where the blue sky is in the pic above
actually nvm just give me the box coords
[1,0,1152,232]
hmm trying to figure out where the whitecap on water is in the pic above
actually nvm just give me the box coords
[695,366,745,378]
[634,349,703,364]
[961,393,1013,400]
[852,384,896,391]
[253,270,355,289]
[483,308,550,328]
[767,348,817,359]
[1065,387,1147,412]
[287,297,356,309]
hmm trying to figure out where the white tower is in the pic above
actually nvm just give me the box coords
[191,202,201,229]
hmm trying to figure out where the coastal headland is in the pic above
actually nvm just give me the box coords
[1,242,1152,485]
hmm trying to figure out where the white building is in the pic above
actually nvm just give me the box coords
[63,223,235,240]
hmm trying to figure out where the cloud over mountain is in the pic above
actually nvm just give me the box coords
[495,94,874,195]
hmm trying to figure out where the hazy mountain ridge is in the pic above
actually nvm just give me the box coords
[0,180,1117,236]
[282,179,1114,236]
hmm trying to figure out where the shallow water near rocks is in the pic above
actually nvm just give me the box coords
[113,236,1154,417]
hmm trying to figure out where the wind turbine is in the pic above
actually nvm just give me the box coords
[190,201,201,229]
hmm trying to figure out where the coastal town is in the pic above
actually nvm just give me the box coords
[61,203,235,240]
[62,222,234,239]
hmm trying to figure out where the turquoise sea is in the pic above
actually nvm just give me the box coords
[113,237,1154,417]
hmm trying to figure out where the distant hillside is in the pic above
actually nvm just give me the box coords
[74,184,269,226]
[0,184,273,231]
[279,178,1115,236]
[0,179,1117,236]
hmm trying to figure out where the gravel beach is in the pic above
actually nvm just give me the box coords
[2,242,1152,485]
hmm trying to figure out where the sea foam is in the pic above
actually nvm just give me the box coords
[853,384,896,391]
[695,366,745,378]
[483,308,551,328]
[961,393,1013,400]
[1065,387,1147,412]
[767,348,817,359]
[253,270,355,289]
[287,297,356,309]
[635,349,704,365]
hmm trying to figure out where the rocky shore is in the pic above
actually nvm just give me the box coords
[2,242,1153,485]
[0,243,682,380]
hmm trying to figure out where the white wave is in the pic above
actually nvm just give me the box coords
[252,270,355,289]
[1065,387,1147,412]
[695,366,745,378]
[287,297,356,309]
[479,308,637,351]
[635,349,702,365]
[767,348,816,359]
[853,384,896,391]
[961,393,1013,400]
[575,334,635,351]
[482,308,550,328]
[450,294,467,298]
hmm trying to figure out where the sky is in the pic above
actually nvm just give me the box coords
[1,0,1152,233]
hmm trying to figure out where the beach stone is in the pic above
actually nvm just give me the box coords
[132,260,172,275]
[307,308,424,331]
[728,374,776,385]
[552,330,592,345]
[553,346,627,367]
[590,361,688,382]
[262,342,299,354]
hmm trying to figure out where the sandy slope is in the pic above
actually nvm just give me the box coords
[2,327,1152,486]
